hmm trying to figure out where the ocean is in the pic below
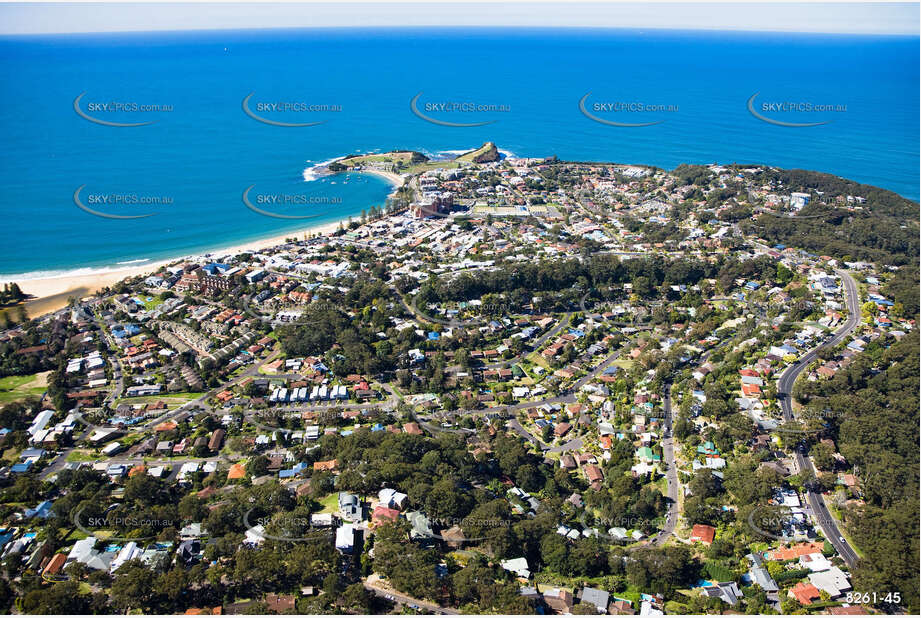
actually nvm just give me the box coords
[0,27,917,277]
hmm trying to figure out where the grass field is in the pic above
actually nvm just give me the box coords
[0,372,48,403]
[140,295,165,311]
[112,392,203,407]
[317,492,339,514]
[67,450,100,463]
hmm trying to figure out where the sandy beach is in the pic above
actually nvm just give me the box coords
[6,170,406,319]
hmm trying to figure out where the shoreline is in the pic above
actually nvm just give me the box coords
[5,170,406,319]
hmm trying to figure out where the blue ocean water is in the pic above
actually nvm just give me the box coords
[0,27,917,277]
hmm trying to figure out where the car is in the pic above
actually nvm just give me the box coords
[839,536,845,543]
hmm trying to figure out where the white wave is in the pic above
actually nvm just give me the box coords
[0,262,163,283]
[302,156,345,182]
[116,258,150,265]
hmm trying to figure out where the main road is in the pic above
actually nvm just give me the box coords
[777,269,860,567]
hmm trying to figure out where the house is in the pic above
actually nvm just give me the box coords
[66,536,113,571]
[227,463,246,480]
[609,599,635,615]
[403,422,423,435]
[406,511,434,541]
[441,525,468,549]
[580,587,610,612]
[335,523,359,553]
[583,464,603,484]
[208,428,225,452]
[313,459,337,472]
[543,588,574,614]
[339,492,362,522]
[371,505,400,527]
[179,523,207,540]
[500,557,530,579]
[808,567,851,598]
[749,566,778,593]
[110,541,142,573]
[789,581,821,605]
[799,552,832,572]
[827,606,868,615]
[378,488,408,510]
[766,541,824,561]
[24,500,54,520]
[700,581,743,606]
[690,524,715,545]
[42,553,68,577]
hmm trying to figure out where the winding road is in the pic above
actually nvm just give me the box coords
[777,269,860,567]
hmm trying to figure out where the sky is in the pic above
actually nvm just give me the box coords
[0,1,918,36]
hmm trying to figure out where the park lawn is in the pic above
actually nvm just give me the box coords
[2,447,20,463]
[0,372,48,403]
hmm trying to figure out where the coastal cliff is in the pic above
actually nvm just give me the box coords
[457,141,500,163]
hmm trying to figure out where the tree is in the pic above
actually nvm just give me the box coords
[19,581,91,614]
[110,561,156,611]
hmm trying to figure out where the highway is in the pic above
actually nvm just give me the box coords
[776,269,861,567]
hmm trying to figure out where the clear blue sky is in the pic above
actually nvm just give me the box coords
[0,2,918,35]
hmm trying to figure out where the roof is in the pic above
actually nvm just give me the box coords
[690,524,715,545]
[581,587,610,611]
[789,582,821,605]
[227,463,246,480]
[371,505,400,526]
[767,541,824,561]
[313,459,337,471]
[42,553,67,575]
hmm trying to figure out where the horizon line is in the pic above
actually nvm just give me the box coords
[0,2,918,37]
[2,23,919,37]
